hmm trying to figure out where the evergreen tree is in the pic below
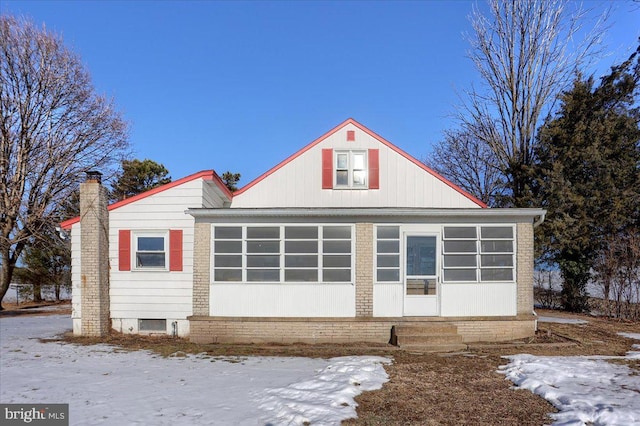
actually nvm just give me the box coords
[221,171,241,192]
[110,159,171,201]
[534,44,640,311]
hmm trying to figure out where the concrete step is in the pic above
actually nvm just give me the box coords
[401,343,468,353]
[393,322,466,352]
[394,323,458,335]
[396,333,464,346]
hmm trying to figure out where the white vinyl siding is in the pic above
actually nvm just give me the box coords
[212,225,353,283]
[230,124,482,209]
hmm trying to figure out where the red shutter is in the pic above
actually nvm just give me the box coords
[169,229,183,272]
[369,149,379,189]
[322,149,333,189]
[118,230,131,271]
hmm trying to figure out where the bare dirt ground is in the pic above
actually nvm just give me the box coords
[4,302,640,425]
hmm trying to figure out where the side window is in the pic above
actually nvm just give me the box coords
[134,233,167,269]
[376,226,400,282]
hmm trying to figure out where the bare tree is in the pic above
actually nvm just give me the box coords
[458,0,606,207]
[425,127,505,206]
[0,16,128,308]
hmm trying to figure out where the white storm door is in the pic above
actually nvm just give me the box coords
[403,234,439,316]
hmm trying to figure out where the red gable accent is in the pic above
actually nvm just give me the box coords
[118,230,131,271]
[368,149,379,189]
[60,170,232,230]
[234,118,487,207]
[347,130,355,141]
[322,149,333,189]
[169,229,183,272]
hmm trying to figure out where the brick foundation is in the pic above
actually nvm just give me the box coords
[188,315,536,345]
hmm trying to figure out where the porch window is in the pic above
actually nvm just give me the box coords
[442,225,514,282]
[212,225,353,283]
[375,226,400,282]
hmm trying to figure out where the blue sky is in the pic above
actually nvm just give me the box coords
[2,1,639,186]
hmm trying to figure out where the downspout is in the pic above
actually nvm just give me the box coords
[532,212,546,329]
[533,212,546,228]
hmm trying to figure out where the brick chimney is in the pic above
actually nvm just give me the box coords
[79,171,110,336]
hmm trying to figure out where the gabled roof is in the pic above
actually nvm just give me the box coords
[233,118,486,207]
[60,170,232,229]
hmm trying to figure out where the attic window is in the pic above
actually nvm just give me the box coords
[335,150,367,188]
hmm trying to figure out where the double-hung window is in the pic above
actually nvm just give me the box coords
[134,233,168,269]
[335,151,367,188]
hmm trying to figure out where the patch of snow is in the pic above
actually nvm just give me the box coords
[618,332,640,340]
[0,315,390,425]
[537,316,588,324]
[499,334,640,425]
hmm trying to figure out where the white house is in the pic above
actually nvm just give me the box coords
[62,119,545,348]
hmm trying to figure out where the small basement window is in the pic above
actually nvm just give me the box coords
[138,319,166,332]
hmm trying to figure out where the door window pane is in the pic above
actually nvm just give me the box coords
[406,278,437,295]
[406,236,436,276]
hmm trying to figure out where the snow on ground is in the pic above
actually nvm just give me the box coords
[499,334,640,426]
[0,315,390,426]
[537,316,589,325]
